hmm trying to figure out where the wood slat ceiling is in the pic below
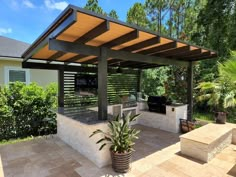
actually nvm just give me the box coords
[23,5,217,69]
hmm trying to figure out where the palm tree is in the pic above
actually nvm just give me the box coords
[218,54,236,108]
[196,53,236,110]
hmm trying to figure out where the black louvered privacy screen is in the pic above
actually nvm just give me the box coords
[63,71,138,115]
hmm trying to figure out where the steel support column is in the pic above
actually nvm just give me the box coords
[58,68,64,107]
[98,47,108,120]
[187,61,193,121]
[137,69,142,92]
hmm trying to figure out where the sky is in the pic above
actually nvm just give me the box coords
[0,0,145,44]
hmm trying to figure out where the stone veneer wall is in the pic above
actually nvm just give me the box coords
[57,113,111,168]
[181,131,232,162]
[57,103,187,168]
[138,105,188,133]
[180,123,236,163]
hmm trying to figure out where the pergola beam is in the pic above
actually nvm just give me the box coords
[154,45,190,57]
[49,39,188,66]
[102,30,139,48]
[64,54,88,64]
[82,58,98,64]
[172,49,202,58]
[65,29,139,65]
[107,59,123,65]
[75,20,109,44]
[122,37,160,52]
[181,51,211,60]
[191,54,217,61]
[139,41,177,55]
[48,20,110,64]
[22,61,139,74]
[106,44,188,66]
[120,62,162,69]
[49,39,100,56]
[48,52,65,63]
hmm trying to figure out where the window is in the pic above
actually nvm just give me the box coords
[4,67,30,85]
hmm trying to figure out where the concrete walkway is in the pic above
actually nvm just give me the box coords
[0,125,236,177]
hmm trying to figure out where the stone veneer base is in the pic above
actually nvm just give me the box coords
[180,123,236,163]
[57,113,111,168]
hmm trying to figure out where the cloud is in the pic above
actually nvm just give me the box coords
[23,0,35,8]
[0,28,12,35]
[44,0,68,11]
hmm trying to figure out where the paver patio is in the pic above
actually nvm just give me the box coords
[0,125,236,177]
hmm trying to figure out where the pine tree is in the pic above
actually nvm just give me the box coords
[84,0,105,15]
[127,3,148,28]
[108,10,119,19]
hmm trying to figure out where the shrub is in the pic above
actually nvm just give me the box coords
[0,82,57,140]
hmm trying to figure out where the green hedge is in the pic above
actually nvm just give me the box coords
[0,82,57,140]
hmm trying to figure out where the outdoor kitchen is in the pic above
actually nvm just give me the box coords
[20,5,216,170]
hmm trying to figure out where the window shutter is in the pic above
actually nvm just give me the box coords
[9,70,26,82]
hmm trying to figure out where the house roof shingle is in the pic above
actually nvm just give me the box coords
[0,36,30,58]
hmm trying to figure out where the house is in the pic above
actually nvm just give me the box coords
[0,36,57,87]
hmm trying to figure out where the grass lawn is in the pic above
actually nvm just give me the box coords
[193,111,214,122]
[194,111,236,124]
[0,136,35,145]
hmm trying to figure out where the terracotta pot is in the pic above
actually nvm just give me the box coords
[180,119,195,133]
[215,112,227,124]
[110,150,132,173]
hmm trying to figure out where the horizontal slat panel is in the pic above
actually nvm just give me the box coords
[63,72,138,112]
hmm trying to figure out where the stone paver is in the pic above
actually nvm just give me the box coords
[0,125,236,177]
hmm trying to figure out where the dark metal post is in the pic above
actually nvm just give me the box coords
[58,68,64,107]
[187,61,193,121]
[137,69,142,92]
[98,47,108,120]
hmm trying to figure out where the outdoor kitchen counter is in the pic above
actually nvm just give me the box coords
[138,104,188,133]
[56,111,112,168]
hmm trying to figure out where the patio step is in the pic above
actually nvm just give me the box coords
[180,123,236,162]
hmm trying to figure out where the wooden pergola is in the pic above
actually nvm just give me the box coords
[22,5,217,121]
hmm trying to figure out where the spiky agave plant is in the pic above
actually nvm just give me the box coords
[89,113,140,153]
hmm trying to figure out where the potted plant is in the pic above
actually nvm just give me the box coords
[89,113,140,173]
